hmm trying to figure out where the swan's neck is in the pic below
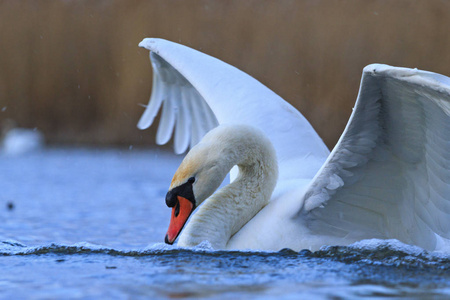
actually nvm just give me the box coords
[177,125,278,249]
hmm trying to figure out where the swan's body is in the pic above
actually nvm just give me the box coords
[138,38,450,252]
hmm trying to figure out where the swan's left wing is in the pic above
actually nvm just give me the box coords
[301,64,450,250]
[137,51,219,154]
[138,38,330,182]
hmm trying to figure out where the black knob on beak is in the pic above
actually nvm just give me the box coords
[165,190,177,207]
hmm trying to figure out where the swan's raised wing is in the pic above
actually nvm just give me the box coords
[138,38,330,181]
[302,64,450,250]
[137,51,219,154]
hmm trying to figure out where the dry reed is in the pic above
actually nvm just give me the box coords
[1,0,449,148]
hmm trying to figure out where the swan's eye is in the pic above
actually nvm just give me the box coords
[188,177,195,184]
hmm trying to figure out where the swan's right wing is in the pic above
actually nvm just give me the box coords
[301,64,450,250]
[138,38,330,181]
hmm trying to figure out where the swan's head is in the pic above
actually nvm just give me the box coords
[164,141,230,244]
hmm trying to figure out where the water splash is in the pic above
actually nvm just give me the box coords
[308,239,450,269]
[2,239,449,270]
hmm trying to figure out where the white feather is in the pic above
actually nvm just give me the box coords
[138,39,450,252]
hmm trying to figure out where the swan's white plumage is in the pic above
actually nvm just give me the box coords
[138,38,450,252]
[175,125,278,249]
[300,65,450,251]
[138,52,219,154]
[138,39,329,181]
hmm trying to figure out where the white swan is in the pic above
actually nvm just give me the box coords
[1,119,44,155]
[138,38,450,252]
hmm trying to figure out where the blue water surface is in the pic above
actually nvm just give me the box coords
[1,148,449,299]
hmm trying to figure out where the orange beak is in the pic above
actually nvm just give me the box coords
[165,196,194,244]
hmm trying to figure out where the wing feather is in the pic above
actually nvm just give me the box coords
[155,87,176,145]
[138,51,219,153]
[173,88,191,154]
[301,64,450,250]
[137,67,164,130]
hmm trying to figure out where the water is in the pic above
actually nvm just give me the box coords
[1,148,449,299]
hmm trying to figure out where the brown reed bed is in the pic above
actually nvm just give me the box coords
[1,0,449,148]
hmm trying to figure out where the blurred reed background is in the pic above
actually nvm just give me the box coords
[1,0,449,149]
